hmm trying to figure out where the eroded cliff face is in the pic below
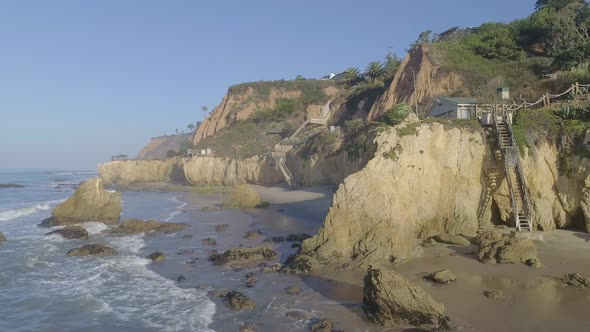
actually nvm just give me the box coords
[136,134,191,160]
[183,156,283,186]
[368,45,463,120]
[98,158,185,186]
[193,85,339,146]
[299,121,486,268]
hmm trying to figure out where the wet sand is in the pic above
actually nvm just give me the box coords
[139,184,590,332]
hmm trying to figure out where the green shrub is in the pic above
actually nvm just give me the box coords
[381,103,412,126]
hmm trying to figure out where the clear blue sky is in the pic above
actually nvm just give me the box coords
[0,0,536,170]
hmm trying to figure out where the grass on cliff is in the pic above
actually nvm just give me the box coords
[228,79,335,105]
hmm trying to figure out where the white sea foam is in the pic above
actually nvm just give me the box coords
[0,199,64,221]
[80,222,109,235]
[162,195,188,222]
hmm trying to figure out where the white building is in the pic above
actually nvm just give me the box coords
[428,97,479,119]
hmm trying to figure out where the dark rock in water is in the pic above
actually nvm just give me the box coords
[214,224,229,232]
[290,243,301,249]
[244,272,257,288]
[67,243,117,257]
[182,234,194,239]
[276,208,285,212]
[46,225,89,240]
[147,251,166,262]
[286,286,301,295]
[177,249,196,255]
[209,246,277,266]
[186,258,199,265]
[285,310,309,321]
[202,237,217,246]
[483,290,504,299]
[239,325,257,332]
[424,269,456,284]
[207,249,218,256]
[224,291,256,311]
[260,263,284,273]
[106,218,188,234]
[563,273,590,288]
[177,275,186,282]
[310,318,334,332]
[40,178,121,227]
[0,183,24,188]
[362,268,450,329]
[285,254,317,273]
[0,232,6,243]
[263,236,285,243]
[434,234,470,246]
[244,230,263,240]
[208,289,228,298]
[285,233,312,242]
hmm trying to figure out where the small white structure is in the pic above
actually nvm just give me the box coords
[497,87,510,100]
[429,97,479,119]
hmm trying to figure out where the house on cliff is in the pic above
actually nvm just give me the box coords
[428,97,479,119]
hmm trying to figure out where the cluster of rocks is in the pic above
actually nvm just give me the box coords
[67,243,117,257]
[474,231,541,267]
[46,225,89,240]
[208,246,277,266]
[106,218,187,234]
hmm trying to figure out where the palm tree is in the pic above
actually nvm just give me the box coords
[364,61,385,82]
[341,67,361,86]
[202,105,209,117]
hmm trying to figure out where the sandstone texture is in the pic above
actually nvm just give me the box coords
[563,273,590,288]
[299,122,485,268]
[98,158,184,186]
[67,243,117,257]
[46,225,89,240]
[209,246,277,265]
[424,269,456,284]
[136,133,192,160]
[41,178,122,227]
[474,231,539,266]
[223,184,261,208]
[434,234,471,246]
[362,268,449,329]
[0,232,5,243]
[106,219,187,234]
[184,156,283,187]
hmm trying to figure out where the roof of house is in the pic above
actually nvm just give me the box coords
[438,97,479,105]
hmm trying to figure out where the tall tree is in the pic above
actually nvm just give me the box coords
[187,123,195,131]
[340,67,361,86]
[202,105,209,116]
[364,61,385,82]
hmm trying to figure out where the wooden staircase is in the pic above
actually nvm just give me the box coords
[493,112,534,232]
[271,144,296,189]
[477,164,499,226]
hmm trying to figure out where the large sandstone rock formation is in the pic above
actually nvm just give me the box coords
[98,158,184,186]
[474,231,539,266]
[183,156,283,186]
[299,121,486,268]
[41,178,122,227]
[362,268,450,329]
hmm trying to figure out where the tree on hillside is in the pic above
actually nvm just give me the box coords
[384,51,402,79]
[468,22,524,60]
[536,0,586,11]
[175,128,179,135]
[364,61,385,82]
[340,67,362,86]
[187,123,195,131]
[202,105,209,117]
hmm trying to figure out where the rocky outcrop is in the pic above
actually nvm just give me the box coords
[209,246,277,265]
[46,225,89,240]
[563,273,590,288]
[474,231,539,266]
[424,269,456,284]
[362,268,450,329]
[41,178,122,227]
[147,251,166,262]
[434,234,470,246]
[193,82,338,145]
[106,219,187,234]
[299,122,485,268]
[183,156,282,186]
[136,133,191,160]
[67,243,117,257]
[98,158,185,186]
[224,291,256,311]
[223,184,261,208]
[368,45,464,120]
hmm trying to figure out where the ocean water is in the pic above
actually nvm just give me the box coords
[0,170,215,332]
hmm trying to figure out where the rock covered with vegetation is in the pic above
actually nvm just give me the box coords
[106,218,187,234]
[40,178,122,227]
[46,225,89,240]
[362,268,450,329]
[208,246,277,265]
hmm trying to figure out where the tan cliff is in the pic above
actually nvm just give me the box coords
[368,45,463,120]
[193,83,339,146]
[136,133,192,160]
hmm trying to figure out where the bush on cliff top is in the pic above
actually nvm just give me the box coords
[381,103,412,126]
[228,79,334,105]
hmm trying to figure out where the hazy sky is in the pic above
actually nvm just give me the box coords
[0,0,536,170]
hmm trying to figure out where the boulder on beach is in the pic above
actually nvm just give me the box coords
[563,273,590,288]
[46,225,89,240]
[424,269,456,284]
[67,243,117,257]
[310,318,335,332]
[209,246,277,265]
[483,290,504,299]
[284,254,318,273]
[40,178,122,227]
[224,291,256,311]
[474,231,539,266]
[106,218,187,234]
[243,230,262,240]
[147,251,166,262]
[434,234,470,246]
[286,286,301,295]
[362,268,450,330]
[222,184,261,208]
[0,232,6,243]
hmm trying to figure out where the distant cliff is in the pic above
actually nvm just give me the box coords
[136,133,192,160]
